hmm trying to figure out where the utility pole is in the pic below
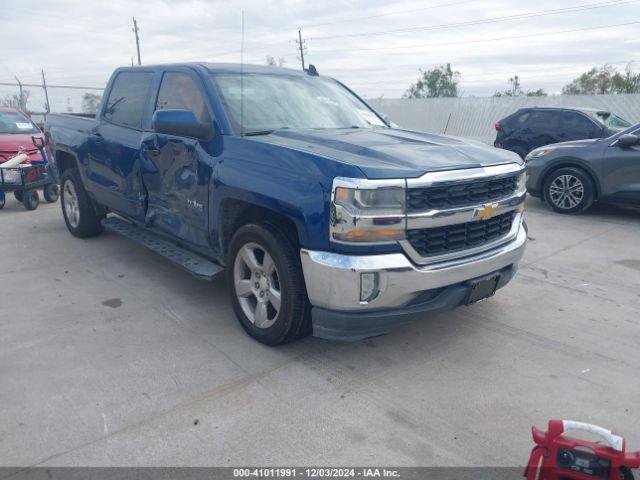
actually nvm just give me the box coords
[15,76,25,112]
[41,69,51,113]
[132,17,142,66]
[296,28,306,71]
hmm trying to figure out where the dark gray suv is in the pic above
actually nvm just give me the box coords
[526,124,640,214]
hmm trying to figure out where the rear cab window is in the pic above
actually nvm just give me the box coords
[103,71,154,129]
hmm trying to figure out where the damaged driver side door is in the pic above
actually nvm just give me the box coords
[140,70,215,249]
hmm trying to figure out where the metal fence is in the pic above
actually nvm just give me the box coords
[367,94,640,144]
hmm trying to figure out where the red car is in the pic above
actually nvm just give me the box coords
[0,108,58,210]
[0,108,45,165]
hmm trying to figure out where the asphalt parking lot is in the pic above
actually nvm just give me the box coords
[1,194,639,467]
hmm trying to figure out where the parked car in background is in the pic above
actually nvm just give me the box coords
[525,123,640,214]
[0,109,59,209]
[494,107,632,159]
[0,108,45,164]
[45,63,528,345]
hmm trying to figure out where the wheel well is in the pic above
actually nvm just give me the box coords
[219,199,300,257]
[55,150,78,175]
[541,163,599,200]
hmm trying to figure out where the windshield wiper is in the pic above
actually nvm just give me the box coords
[244,127,291,137]
[244,130,276,136]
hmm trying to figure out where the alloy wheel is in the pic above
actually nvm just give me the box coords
[63,179,80,228]
[549,174,584,210]
[233,242,282,329]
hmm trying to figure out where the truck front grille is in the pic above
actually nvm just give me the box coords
[406,174,519,212]
[406,211,515,257]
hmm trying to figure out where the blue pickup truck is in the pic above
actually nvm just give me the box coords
[45,63,527,345]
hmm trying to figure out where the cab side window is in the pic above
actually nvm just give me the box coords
[104,72,154,129]
[155,72,212,124]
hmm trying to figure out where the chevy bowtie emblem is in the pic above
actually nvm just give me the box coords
[475,203,498,220]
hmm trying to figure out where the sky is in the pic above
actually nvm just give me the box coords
[1,0,639,112]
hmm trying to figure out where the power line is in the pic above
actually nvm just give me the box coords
[301,0,477,29]
[310,0,639,41]
[346,59,639,86]
[0,82,104,90]
[310,20,640,55]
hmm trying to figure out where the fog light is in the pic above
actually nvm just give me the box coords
[360,272,379,302]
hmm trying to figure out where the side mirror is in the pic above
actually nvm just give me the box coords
[617,134,639,148]
[32,136,45,149]
[152,109,213,140]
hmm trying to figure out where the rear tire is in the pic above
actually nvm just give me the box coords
[14,190,23,202]
[0,192,5,209]
[226,222,311,345]
[60,169,104,238]
[543,167,594,214]
[22,189,39,211]
[43,183,60,203]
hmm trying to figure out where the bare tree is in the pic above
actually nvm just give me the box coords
[265,55,286,68]
[494,76,546,97]
[0,89,31,111]
[82,93,102,114]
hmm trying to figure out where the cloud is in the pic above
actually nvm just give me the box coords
[1,0,638,110]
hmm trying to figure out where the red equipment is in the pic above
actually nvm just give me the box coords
[525,420,640,480]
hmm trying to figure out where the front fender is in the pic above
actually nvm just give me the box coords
[535,156,602,197]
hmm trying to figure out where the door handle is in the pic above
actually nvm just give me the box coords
[89,132,104,143]
[143,144,160,155]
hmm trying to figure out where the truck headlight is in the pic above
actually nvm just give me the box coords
[330,178,406,244]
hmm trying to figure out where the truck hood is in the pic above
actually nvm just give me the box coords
[0,132,44,161]
[250,128,522,179]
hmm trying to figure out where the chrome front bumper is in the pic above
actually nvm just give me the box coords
[300,220,527,313]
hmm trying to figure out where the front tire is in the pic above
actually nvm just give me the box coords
[226,223,311,345]
[60,169,104,238]
[543,167,594,214]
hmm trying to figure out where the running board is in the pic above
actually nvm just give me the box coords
[102,217,224,281]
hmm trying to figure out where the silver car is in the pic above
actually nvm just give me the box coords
[525,123,640,213]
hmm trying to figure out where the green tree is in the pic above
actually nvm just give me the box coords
[611,65,640,94]
[404,64,460,98]
[526,89,548,97]
[562,65,625,95]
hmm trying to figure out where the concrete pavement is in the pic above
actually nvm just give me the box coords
[1,195,639,467]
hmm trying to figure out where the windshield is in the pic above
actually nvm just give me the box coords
[587,111,631,130]
[210,73,387,134]
[0,111,40,134]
